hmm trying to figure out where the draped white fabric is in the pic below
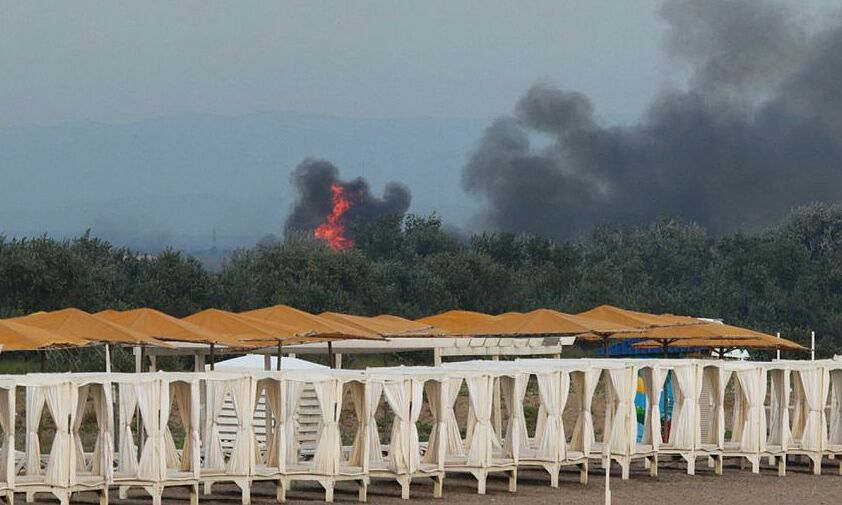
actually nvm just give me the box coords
[767,370,792,450]
[282,381,305,467]
[640,367,665,449]
[668,366,697,450]
[89,384,113,480]
[501,373,529,459]
[422,379,460,465]
[795,368,827,452]
[382,379,423,474]
[349,381,382,467]
[0,388,12,485]
[312,379,343,475]
[735,368,767,454]
[570,369,600,455]
[605,367,636,456]
[259,380,283,468]
[72,385,90,472]
[117,383,139,475]
[203,380,229,471]
[172,382,199,473]
[829,371,842,447]
[535,371,569,462]
[465,375,494,467]
[25,387,45,476]
[44,383,77,487]
[706,367,730,449]
[226,377,256,475]
[137,380,162,481]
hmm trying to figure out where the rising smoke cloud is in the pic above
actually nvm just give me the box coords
[284,158,411,237]
[463,0,842,239]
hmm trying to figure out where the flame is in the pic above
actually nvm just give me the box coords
[314,183,354,250]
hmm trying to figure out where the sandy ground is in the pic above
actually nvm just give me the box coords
[30,458,842,505]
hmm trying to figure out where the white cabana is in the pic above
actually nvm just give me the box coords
[279,370,369,503]
[113,372,201,505]
[786,361,828,474]
[0,379,14,505]
[201,373,256,503]
[719,362,767,473]
[824,360,842,473]
[438,363,518,495]
[366,368,446,499]
[16,374,110,505]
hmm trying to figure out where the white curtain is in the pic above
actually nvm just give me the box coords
[829,371,842,446]
[383,379,423,474]
[570,369,600,455]
[640,367,665,449]
[118,383,139,475]
[72,385,90,472]
[708,367,730,448]
[25,386,45,476]
[767,370,792,450]
[349,381,382,466]
[260,380,282,467]
[606,367,636,456]
[172,382,198,472]
[0,389,12,484]
[227,377,256,475]
[535,371,569,462]
[137,380,162,481]
[44,382,77,487]
[422,379,462,465]
[312,379,343,475]
[90,384,114,480]
[203,380,229,471]
[797,368,827,452]
[668,366,697,450]
[465,375,494,467]
[501,373,529,460]
[281,381,305,467]
[736,368,767,454]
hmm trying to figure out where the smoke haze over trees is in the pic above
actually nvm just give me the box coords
[4,204,842,356]
[463,0,842,240]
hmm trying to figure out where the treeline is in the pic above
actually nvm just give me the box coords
[3,203,842,356]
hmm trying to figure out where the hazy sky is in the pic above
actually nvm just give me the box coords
[1,1,689,127]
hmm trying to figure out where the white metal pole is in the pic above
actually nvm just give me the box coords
[811,331,816,361]
[776,332,781,361]
[105,343,112,373]
[604,456,611,505]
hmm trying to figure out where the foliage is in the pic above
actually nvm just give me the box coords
[4,204,842,359]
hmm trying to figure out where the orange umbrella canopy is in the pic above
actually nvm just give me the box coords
[321,312,449,337]
[10,308,168,347]
[417,310,511,336]
[630,323,805,350]
[498,309,638,336]
[183,309,305,346]
[97,308,242,346]
[243,305,381,339]
[576,304,704,340]
[0,319,89,350]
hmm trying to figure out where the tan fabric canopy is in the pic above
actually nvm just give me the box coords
[321,312,450,337]
[0,319,87,350]
[97,308,246,347]
[243,305,381,339]
[9,308,169,347]
[416,310,509,336]
[577,304,703,331]
[497,308,637,336]
[183,309,302,346]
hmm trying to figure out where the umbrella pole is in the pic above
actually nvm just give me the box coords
[39,350,45,373]
[276,341,283,371]
[662,341,669,359]
[105,343,112,373]
[209,343,215,371]
[328,341,335,369]
[602,336,610,358]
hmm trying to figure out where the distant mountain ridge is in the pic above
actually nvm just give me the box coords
[0,111,488,251]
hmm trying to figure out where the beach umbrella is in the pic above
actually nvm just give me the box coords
[497,308,637,336]
[243,305,385,368]
[631,324,805,357]
[416,310,509,336]
[0,319,87,350]
[576,304,705,356]
[11,308,168,347]
[98,308,243,346]
[321,312,450,337]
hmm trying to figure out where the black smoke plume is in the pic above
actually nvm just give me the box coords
[463,0,842,239]
[284,158,411,237]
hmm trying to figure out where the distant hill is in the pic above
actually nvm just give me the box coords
[0,111,488,251]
